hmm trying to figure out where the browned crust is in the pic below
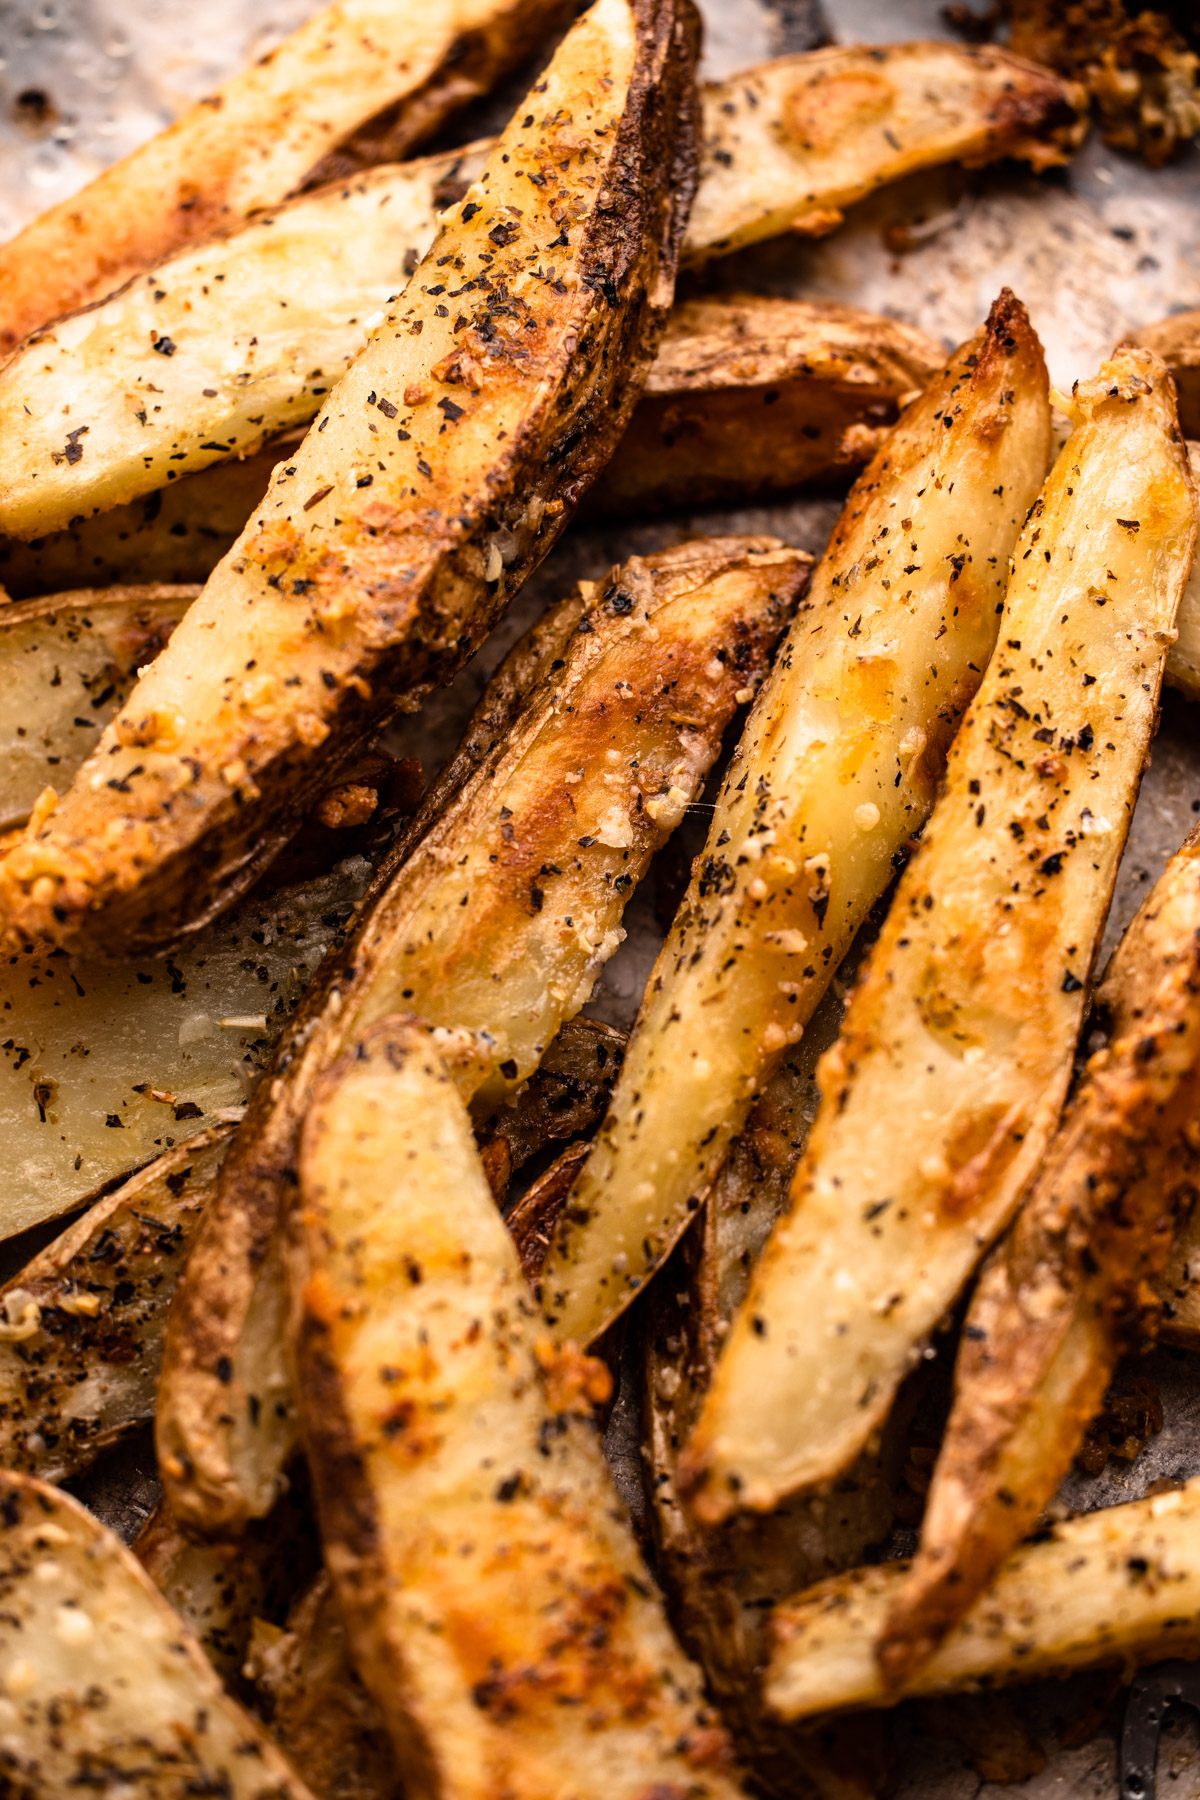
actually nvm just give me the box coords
[878,824,1200,1687]
[1131,307,1200,439]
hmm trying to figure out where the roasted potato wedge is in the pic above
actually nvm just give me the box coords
[248,1574,401,1800]
[0,1127,231,1482]
[0,148,484,541]
[0,1470,316,1797]
[0,585,195,831]
[475,1016,625,1203]
[1133,310,1200,440]
[0,848,372,1240]
[135,1488,317,1688]
[0,444,287,599]
[681,347,1198,1523]
[540,291,1052,1350]
[590,296,943,516]
[879,821,1200,1687]
[1166,442,1200,701]
[288,1019,744,1800]
[767,1480,1200,1719]
[157,537,806,1538]
[0,0,700,961]
[684,41,1085,260]
[0,0,568,356]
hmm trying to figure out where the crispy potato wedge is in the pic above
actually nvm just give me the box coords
[249,1574,401,1800]
[0,1127,231,1482]
[0,149,484,541]
[0,0,700,961]
[476,1016,625,1203]
[0,850,372,1240]
[684,42,1085,261]
[0,445,287,598]
[767,1481,1200,1719]
[539,291,1052,1350]
[0,585,195,831]
[879,822,1200,1687]
[289,1019,744,1800]
[0,0,568,357]
[1133,310,1200,440]
[681,348,1197,1524]
[590,296,943,516]
[157,537,806,1538]
[135,1488,317,1688]
[643,1037,909,1799]
[0,1470,315,1797]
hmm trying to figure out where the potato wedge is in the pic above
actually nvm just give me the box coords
[289,1019,744,1800]
[1166,443,1200,701]
[1133,310,1200,440]
[0,0,700,961]
[0,149,484,541]
[681,347,1197,1523]
[0,445,287,599]
[135,1488,317,1688]
[0,1127,231,1482]
[539,291,1052,1350]
[0,585,196,831]
[0,0,568,357]
[589,296,943,516]
[767,1481,1200,1719]
[157,537,806,1538]
[475,1016,625,1203]
[0,850,372,1241]
[0,1469,316,1797]
[249,1574,401,1800]
[684,42,1085,261]
[878,821,1200,1687]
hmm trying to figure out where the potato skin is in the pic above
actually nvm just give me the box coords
[289,1021,745,1800]
[681,348,1197,1526]
[1133,309,1200,440]
[157,539,806,1539]
[0,0,701,960]
[879,822,1200,1687]
[0,0,569,357]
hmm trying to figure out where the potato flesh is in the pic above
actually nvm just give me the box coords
[0,152,484,540]
[156,538,806,1539]
[0,0,566,356]
[0,853,372,1240]
[0,1472,315,1797]
[0,1128,230,1482]
[767,1481,1200,1719]
[879,821,1200,1684]
[684,41,1083,260]
[0,586,196,830]
[0,0,696,960]
[540,293,1052,1349]
[291,1022,743,1800]
[680,349,1198,1521]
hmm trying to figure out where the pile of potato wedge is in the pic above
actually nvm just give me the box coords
[1,0,1200,1794]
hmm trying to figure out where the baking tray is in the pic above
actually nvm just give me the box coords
[2,0,1200,1793]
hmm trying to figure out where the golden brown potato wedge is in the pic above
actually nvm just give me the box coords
[0,149,485,541]
[157,536,806,1538]
[0,585,196,831]
[1166,443,1200,701]
[0,0,568,357]
[248,1574,401,1800]
[684,41,1085,261]
[0,1127,231,1482]
[0,0,700,961]
[1133,310,1200,440]
[0,444,287,598]
[0,849,372,1241]
[540,291,1053,1350]
[288,1019,744,1800]
[590,295,943,516]
[878,822,1200,1687]
[0,1470,316,1797]
[767,1480,1200,1719]
[681,347,1198,1524]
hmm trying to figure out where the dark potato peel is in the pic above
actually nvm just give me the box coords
[0,0,701,960]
